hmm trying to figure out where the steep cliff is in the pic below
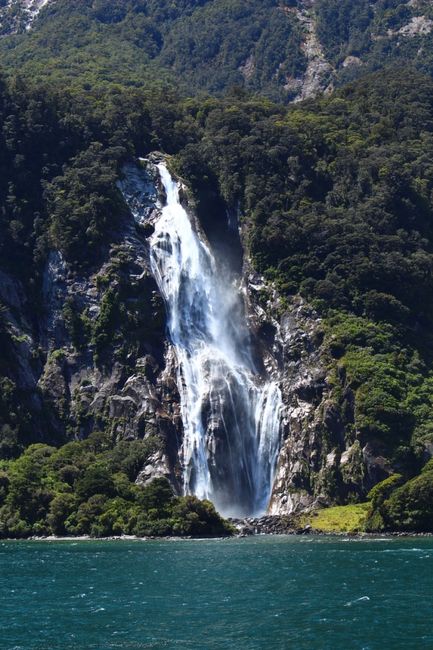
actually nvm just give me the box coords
[0,156,185,485]
[0,150,375,516]
[246,279,392,515]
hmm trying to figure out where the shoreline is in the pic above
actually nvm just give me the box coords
[1,515,432,543]
[2,530,433,542]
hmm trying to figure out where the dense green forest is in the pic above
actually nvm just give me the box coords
[2,0,433,101]
[0,433,232,538]
[2,0,433,534]
[0,0,306,100]
[1,64,433,532]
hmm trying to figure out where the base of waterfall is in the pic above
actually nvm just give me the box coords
[229,515,303,536]
[229,516,433,538]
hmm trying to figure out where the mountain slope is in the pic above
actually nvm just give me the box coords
[0,0,307,100]
[2,2,433,533]
[1,67,433,532]
[2,0,433,102]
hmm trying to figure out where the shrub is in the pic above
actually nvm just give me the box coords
[381,470,433,532]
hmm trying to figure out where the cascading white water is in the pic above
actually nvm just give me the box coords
[148,162,282,517]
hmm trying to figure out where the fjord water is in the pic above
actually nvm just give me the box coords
[147,163,282,517]
[2,537,433,650]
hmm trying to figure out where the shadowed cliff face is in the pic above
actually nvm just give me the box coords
[0,155,183,488]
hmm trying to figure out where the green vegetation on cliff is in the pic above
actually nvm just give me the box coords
[2,13,433,528]
[365,463,433,532]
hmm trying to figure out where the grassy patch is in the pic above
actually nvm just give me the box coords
[305,503,371,533]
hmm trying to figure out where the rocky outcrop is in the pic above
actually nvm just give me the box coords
[0,0,50,34]
[397,16,433,37]
[284,1,334,102]
[0,157,183,486]
[244,266,391,515]
[239,54,256,81]
[230,515,300,536]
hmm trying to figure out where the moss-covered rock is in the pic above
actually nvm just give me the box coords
[303,502,371,533]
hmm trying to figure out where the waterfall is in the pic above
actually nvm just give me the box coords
[122,160,283,517]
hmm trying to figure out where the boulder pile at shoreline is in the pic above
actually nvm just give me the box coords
[229,515,311,536]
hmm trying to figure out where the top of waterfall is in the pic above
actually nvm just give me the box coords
[157,163,181,207]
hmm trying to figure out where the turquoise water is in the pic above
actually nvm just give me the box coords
[1,536,432,650]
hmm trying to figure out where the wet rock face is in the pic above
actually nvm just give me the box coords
[230,515,298,536]
[245,267,390,515]
[2,159,183,486]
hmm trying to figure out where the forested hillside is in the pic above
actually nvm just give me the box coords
[1,1,433,534]
[0,0,306,100]
[2,0,433,101]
